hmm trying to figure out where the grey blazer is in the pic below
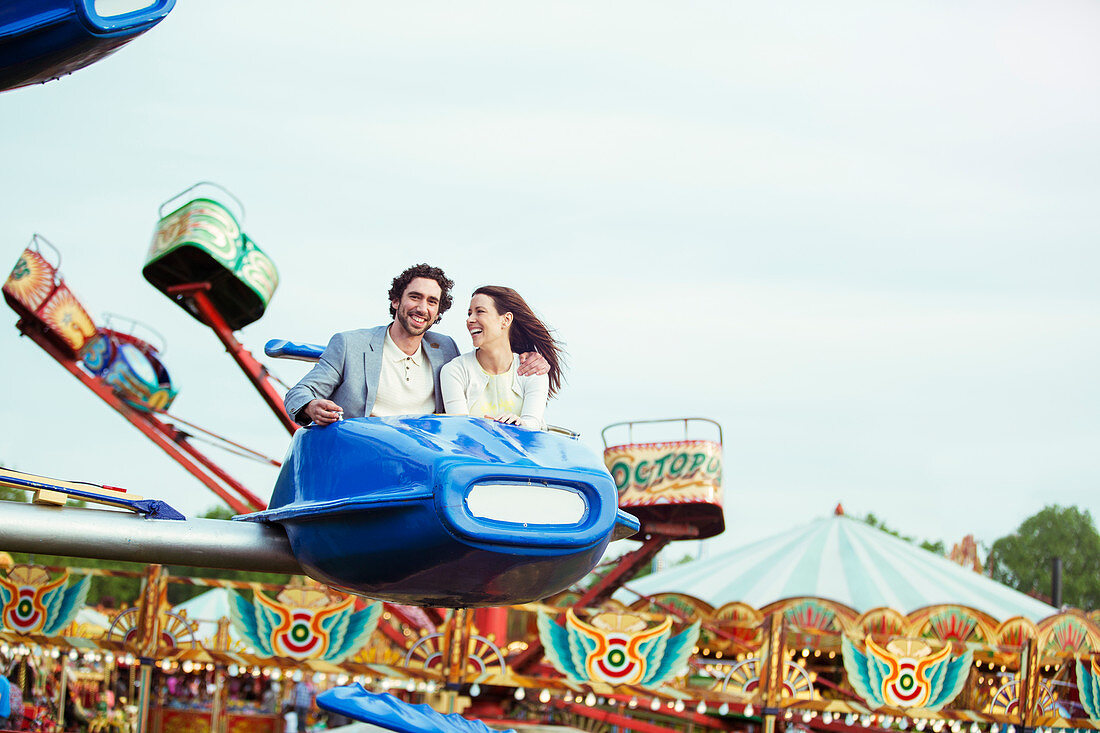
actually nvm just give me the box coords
[283,324,460,425]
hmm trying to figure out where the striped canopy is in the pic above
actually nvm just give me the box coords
[620,513,1055,621]
[173,587,249,650]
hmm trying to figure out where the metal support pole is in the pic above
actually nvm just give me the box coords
[762,613,785,733]
[135,663,154,733]
[1020,637,1039,733]
[0,502,304,574]
[57,656,68,730]
[1051,557,1063,608]
[211,667,226,733]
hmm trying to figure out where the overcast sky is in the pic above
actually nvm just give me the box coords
[1,0,1098,561]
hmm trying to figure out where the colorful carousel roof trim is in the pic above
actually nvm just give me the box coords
[9,563,1100,732]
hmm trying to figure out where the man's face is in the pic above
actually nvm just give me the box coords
[391,276,443,338]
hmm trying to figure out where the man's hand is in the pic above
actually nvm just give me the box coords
[303,398,344,426]
[517,351,549,376]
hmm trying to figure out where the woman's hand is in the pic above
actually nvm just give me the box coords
[493,413,522,425]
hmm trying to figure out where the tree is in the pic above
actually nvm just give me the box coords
[0,487,27,503]
[861,513,946,555]
[987,505,1100,611]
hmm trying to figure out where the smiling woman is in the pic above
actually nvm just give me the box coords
[440,285,564,430]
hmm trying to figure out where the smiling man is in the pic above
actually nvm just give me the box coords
[285,263,546,426]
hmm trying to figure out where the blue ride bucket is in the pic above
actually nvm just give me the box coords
[237,415,639,607]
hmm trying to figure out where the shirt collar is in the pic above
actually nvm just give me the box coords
[385,328,424,366]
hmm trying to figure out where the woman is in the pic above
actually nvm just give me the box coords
[441,286,564,429]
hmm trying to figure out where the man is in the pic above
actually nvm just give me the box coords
[284,263,545,426]
[292,677,313,733]
[7,674,22,732]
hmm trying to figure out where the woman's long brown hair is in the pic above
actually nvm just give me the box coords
[473,285,565,397]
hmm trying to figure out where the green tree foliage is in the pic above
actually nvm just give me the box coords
[0,487,27,503]
[988,505,1100,611]
[861,512,946,555]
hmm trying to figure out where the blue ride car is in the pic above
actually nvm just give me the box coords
[238,414,638,607]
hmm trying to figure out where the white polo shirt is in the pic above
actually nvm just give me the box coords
[370,330,436,416]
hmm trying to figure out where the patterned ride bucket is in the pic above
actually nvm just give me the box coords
[80,330,178,411]
[604,438,725,539]
[144,198,279,330]
[3,247,97,355]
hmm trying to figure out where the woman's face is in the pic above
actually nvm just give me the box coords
[467,293,511,348]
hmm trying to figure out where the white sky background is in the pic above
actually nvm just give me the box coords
[1,0,1098,561]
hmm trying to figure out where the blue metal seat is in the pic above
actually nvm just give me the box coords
[0,0,175,92]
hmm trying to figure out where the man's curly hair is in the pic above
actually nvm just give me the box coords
[388,263,454,323]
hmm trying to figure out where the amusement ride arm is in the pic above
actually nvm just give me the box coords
[165,282,299,434]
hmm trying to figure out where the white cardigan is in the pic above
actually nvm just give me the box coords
[440,351,549,429]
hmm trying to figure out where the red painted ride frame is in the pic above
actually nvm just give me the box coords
[16,317,266,514]
[165,282,298,435]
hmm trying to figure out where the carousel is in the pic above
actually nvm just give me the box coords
[2,188,1100,733]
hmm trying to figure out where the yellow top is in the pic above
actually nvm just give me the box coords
[469,364,523,418]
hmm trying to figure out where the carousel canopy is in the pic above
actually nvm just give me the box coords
[173,587,247,649]
[619,511,1056,621]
